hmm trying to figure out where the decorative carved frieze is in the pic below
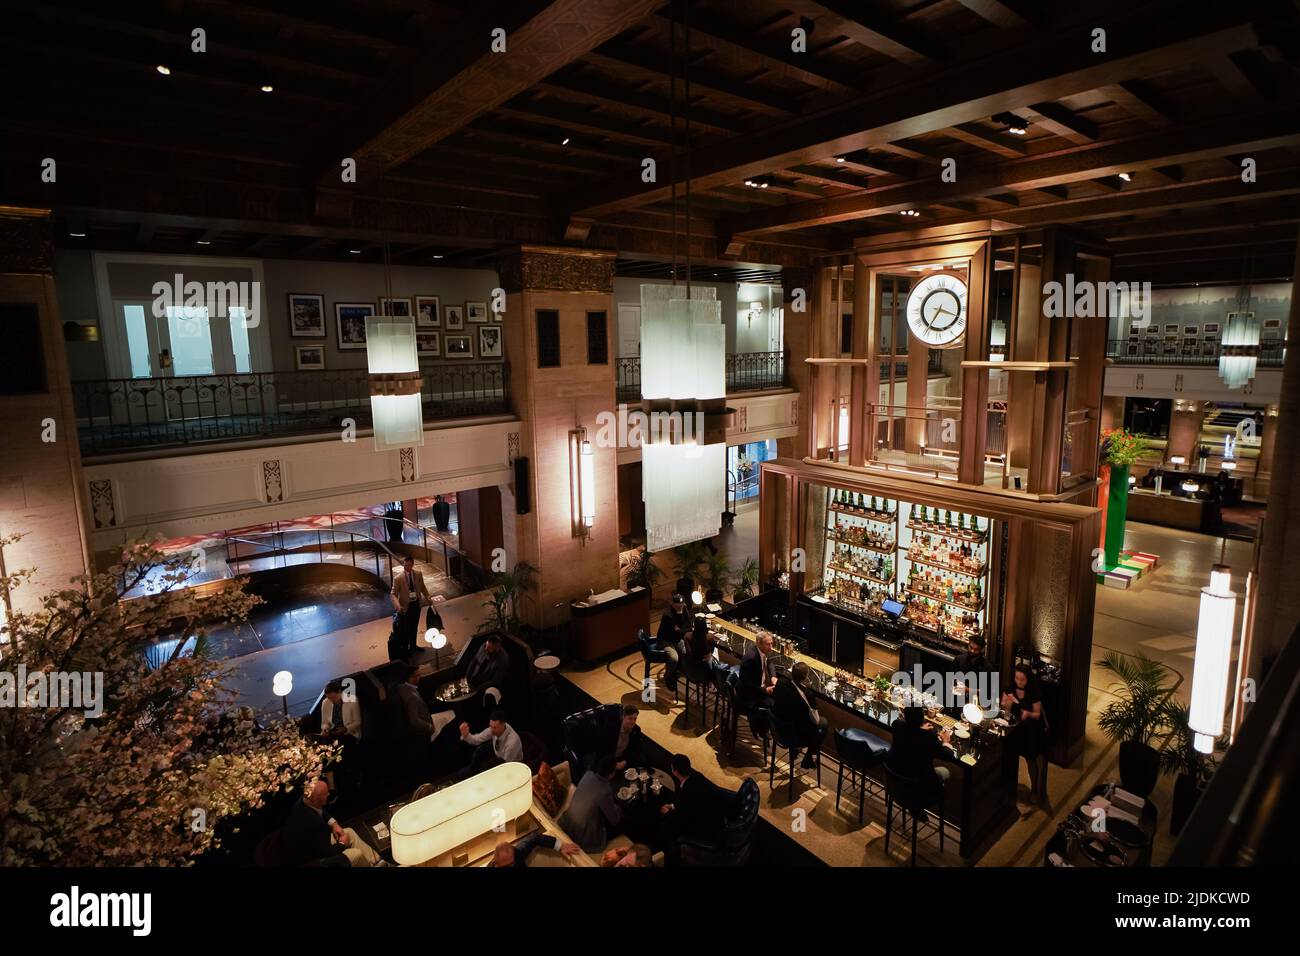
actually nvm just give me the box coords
[507,431,521,464]
[498,246,616,293]
[262,460,284,502]
[0,211,54,274]
[88,479,116,529]
[399,447,416,483]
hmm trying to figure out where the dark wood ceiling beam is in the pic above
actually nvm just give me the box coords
[464,121,642,162]
[1025,102,1098,144]
[1101,80,1178,127]
[583,45,799,115]
[337,0,664,171]
[493,97,674,147]
[1098,203,1300,239]
[952,0,1039,31]
[716,106,1300,234]
[535,76,739,135]
[781,0,937,64]
[836,150,917,178]
[788,165,874,190]
[947,122,1029,157]
[1109,225,1299,256]
[1209,50,1279,100]
[1113,256,1296,285]
[647,10,860,95]
[568,1,1266,219]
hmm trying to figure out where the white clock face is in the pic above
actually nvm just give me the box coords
[906,273,968,348]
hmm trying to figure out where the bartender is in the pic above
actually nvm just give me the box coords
[951,635,995,712]
[655,593,693,693]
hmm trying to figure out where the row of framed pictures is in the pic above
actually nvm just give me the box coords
[294,326,503,369]
[1129,319,1284,337]
[287,293,498,349]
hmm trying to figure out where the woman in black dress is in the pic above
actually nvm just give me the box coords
[1001,665,1049,808]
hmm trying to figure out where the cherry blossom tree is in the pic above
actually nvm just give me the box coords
[0,535,336,866]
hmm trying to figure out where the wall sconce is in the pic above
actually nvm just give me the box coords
[390,761,533,866]
[1189,565,1236,753]
[569,427,595,537]
[747,300,764,328]
[366,315,425,452]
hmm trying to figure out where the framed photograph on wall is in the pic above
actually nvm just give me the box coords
[288,293,326,338]
[444,334,474,359]
[466,300,489,323]
[492,301,503,322]
[379,296,412,317]
[1126,343,1139,356]
[416,331,441,357]
[478,325,503,358]
[295,345,326,370]
[1183,326,1198,335]
[335,302,374,350]
[1164,324,1179,333]
[1202,323,1220,334]
[1163,343,1177,355]
[445,304,465,330]
[1263,318,1282,329]
[1202,344,1217,356]
[415,295,440,328]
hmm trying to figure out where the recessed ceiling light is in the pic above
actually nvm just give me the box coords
[561,136,570,145]
[156,64,171,76]
[349,248,362,254]
[1118,172,1132,182]
[260,84,274,93]
[432,254,443,259]
[69,231,87,237]
[835,156,846,163]
[900,209,920,217]
[196,240,211,246]
[992,112,1028,135]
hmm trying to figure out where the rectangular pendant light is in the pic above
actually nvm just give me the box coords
[366,315,424,451]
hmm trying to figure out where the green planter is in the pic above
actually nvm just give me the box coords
[1104,463,1130,569]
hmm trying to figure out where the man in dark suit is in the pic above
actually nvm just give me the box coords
[604,704,645,771]
[466,635,511,696]
[738,633,778,711]
[490,831,580,867]
[280,780,381,867]
[887,705,952,796]
[396,666,456,766]
[658,754,725,864]
[952,635,995,712]
[773,661,829,769]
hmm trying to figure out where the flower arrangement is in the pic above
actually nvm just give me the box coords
[1100,427,1149,467]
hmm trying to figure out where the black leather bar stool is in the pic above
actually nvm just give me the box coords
[883,765,946,865]
[681,656,719,728]
[834,727,890,824]
[769,712,820,799]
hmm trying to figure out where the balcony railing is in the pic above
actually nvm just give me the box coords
[616,350,788,402]
[72,362,510,456]
[1106,339,1287,367]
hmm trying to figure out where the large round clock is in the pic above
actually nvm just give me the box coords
[906,273,968,348]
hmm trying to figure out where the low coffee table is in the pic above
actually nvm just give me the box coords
[614,767,675,846]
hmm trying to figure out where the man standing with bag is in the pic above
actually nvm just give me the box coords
[391,555,431,658]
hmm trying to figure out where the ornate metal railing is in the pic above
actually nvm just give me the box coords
[1105,338,1287,367]
[615,350,788,402]
[72,362,510,456]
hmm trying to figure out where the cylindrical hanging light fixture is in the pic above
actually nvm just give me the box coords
[367,315,425,451]
[1189,564,1236,754]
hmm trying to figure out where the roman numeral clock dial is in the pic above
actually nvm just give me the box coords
[906,273,968,347]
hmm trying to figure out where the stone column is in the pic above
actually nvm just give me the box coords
[0,209,92,616]
[1250,233,1300,678]
[497,246,620,628]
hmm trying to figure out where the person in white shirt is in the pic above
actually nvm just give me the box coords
[453,709,523,780]
[319,680,362,742]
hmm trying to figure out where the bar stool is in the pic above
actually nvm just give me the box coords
[834,727,890,824]
[769,713,820,799]
[636,629,670,694]
[681,656,719,728]
[883,765,946,865]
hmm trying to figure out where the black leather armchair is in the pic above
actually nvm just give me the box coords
[561,703,623,776]
[678,777,761,867]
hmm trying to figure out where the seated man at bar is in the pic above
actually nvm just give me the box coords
[773,662,829,769]
[559,755,625,854]
[951,635,995,711]
[453,708,523,780]
[738,632,778,711]
[657,754,725,865]
[491,832,581,867]
[397,666,458,769]
[655,593,693,692]
[281,779,382,867]
[887,705,952,796]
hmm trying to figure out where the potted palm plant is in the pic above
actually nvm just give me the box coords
[623,547,663,593]
[1095,650,1174,797]
[672,541,709,600]
[731,557,760,601]
[1159,699,1218,835]
[702,551,731,604]
[479,560,538,636]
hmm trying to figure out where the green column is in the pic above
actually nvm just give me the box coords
[1104,463,1129,569]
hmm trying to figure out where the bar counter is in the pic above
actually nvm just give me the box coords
[709,613,1018,859]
